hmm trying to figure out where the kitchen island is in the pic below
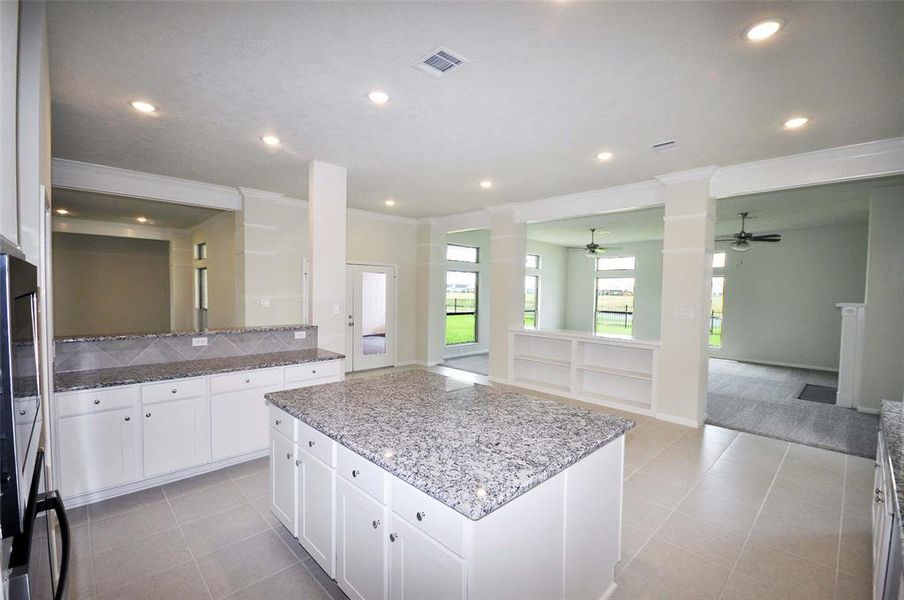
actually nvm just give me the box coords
[265,369,633,600]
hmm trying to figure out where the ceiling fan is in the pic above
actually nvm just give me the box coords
[716,212,781,252]
[568,228,622,258]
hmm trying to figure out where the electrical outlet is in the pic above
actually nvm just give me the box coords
[294,330,307,340]
[260,298,270,308]
[192,337,208,347]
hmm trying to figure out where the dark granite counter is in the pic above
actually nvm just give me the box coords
[55,324,315,343]
[881,400,904,564]
[266,370,633,520]
[55,348,344,392]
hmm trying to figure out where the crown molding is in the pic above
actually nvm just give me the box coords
[655,166,719,186]
[238,186,285,202]
[52,158,243,211]
[52,215,179,241]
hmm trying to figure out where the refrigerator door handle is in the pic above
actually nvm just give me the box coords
[35,491,70,600]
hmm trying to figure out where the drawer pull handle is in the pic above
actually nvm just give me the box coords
[312,370,317,374]
[171,389,177,394]
[389,533,398,542]
[124,416,131,422]
[146,412,152,418]
[416,511,426,522]
[308,440,316,448]
[18,409,26,416]
[93,399,101,405]
[245,379,251,384]
[286,453,292,460]
[877,494,885,504]
[275,419,282,426]
[295,459,301,467]
[351,469,360,478]
[372,520,381,529]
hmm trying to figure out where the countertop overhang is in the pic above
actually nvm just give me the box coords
[54,348,344,392]
[266,370,634,520]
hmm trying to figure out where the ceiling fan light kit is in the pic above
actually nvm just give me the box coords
[716,212,782,252]
[568,227,623,258]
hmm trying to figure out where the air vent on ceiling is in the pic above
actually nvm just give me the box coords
[651,139,681,153]
[413,47,469,78]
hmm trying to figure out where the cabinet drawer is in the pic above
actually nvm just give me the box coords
[56,386,137,417]
[391,477,466,556]
[269,404,298,441]
[210,368,283,395]
[141,377,206,405]
[285,361,341,385]
[299,420,335,467]
[337,445,388,503]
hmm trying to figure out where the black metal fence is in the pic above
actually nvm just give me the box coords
[594,305,634,332]
[710,309,723,336]
[446,298,476,315]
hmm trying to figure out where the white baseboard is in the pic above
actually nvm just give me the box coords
[857,405,880,415]
[654,411,706,428]
[63,449,269,508]
[442,349,489,360]
[599,581,618,600]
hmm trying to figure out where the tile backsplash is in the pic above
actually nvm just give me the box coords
[52,325,318,373]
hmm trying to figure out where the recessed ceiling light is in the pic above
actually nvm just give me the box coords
[260,135,280,146]
[745,19,782,42]
[136,216,148,223]
[783,116,809,130]
[384,199,396,207]
[597,151,613,162]
[479,180,493,189]
[368,90,389,105]
[130,100,156,114]
[55,208,69,215]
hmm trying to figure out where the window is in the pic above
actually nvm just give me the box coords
[445,271,478,345]
[710,277,724,347]
[446,244,478,263]
[594,277,635,337]
[195,267,208,330]
[524,275,538,329]
[712,252,726,268]
[195,242,207,260]
[525,254,540,269]
[596,256,635,271]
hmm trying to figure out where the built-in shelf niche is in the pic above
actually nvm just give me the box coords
[512,333,572,365]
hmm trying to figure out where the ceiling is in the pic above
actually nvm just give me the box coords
[46,2,904,218]
[52,188,225,229]
[525,177,896,247]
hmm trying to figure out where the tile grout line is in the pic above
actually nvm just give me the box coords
[161,484,216,600]
[716,442,792,600]
[833,456,848,600]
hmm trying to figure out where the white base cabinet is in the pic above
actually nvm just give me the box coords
[269,405,624,600]
[142,395,208,478]
[270,428,298,535]
[57,406,138,497]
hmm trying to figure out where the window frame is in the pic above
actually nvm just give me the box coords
[446,243,479,264]
[525,253,540,269]
[524,274,539,329]
[445,269,479,346]
[593,255,636,337]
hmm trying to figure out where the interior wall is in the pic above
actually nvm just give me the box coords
[191,211,237,329]
[712,223,868,371]
[0,0,18,245]
[347,212,418,365]
[169,230,194,331]
[526,240,567,330]
[563,239,663,341]
[52,232,171,336]
[860,188,904,411]
[444,229,491,358]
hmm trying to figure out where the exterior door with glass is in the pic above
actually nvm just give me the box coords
[345,264,395,372]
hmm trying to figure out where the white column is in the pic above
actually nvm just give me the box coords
[656,169,716,427]
[307,160,347,354]
[488,206,526,381]
[415,223,446,366]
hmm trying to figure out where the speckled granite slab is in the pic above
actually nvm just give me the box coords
[266,370,633,520]
[55,349,344,392]
[880,400,904,564]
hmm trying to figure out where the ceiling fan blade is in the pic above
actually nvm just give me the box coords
[714,237,737,242]
[750,237,781,242]
[749,234,781,240]
[598,246,622,251]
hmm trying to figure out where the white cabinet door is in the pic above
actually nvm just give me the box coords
[389,515,465,600]
[270,428,297,535]
[211,385,279,460]
[337,477,388,600]
[142,396,208,478]
[58,407,137,497]
[299,450,335,577]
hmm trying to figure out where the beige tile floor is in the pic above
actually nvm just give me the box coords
[65,365,873,599]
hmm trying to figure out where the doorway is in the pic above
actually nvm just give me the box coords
[345,264,396,372]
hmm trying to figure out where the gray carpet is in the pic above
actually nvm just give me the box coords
[442,353,489,376]
[706,359,878,458]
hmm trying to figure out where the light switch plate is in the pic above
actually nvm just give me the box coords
[332,303,340,314]
[672,307,695,320]
[260,298,271,308]
[192,337,208,347]
[294,330,307,340]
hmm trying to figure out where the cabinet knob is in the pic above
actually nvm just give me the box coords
[18,409,26,416]
[416,511,426,522]
[389,533,398,542]
[876,487,883,495]
[312,370,317,374]
[171,389,177,394]
[351,469,360,478]
[145,412,151,418]
[295,459,301,467]
[275,419,281,426]
[93,399,101,405]
[245,379,251,384]
[124,416,131,422]
[286,453,292,460]
[308,440,316,448]
[372,520,381,529]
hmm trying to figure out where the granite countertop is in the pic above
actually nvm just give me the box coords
[54,348,344,392]
[56,324,315,343]
[880,400,904,563]
[265,370,634,520]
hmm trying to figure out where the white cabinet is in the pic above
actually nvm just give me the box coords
[298,449,336,577]
[389,514,465,600]
[211,383,281,460]
[337,476,389,600]
[141,396,209,478]
[57,407,137,497]
[270,428,297,535]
